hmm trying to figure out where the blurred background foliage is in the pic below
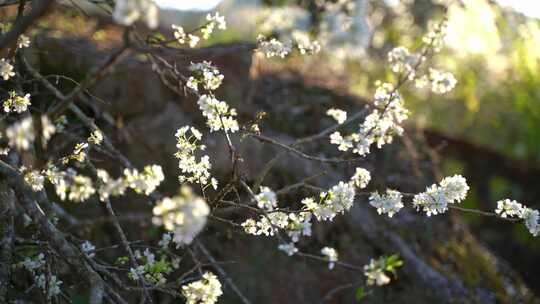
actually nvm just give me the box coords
[226,0,540,288]
[8,0,540,299]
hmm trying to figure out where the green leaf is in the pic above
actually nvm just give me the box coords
[355,287,366,302]
[115,256,129,266]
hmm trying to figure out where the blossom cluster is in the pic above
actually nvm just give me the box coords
[187,61,224,92]
[62,130,103,164]
[495,199,539,236]
[152,186,210,246]
[331,82,409,156]
[201,13,227,39]
[3,91,31,113]
[181,272,223,304]
[123,164,165,195]
[388,46,420,78]
[96,169,128,201]
[45,166,95,202]
[256,32,320,58]
[44,163,163,203]
[302,181,356,221]
[19,253,63,298]
[412,175,469,216]
[243,211,300,237]
[244,168,371,256]
[4,116,56,151]
[243,210,312,258]
[175,126,217,188]
[369,189,404,218]
[187,61,239,133]
[171,12,226,48]
[426,68,458,94]
[5,116,35,150]
[197,94,239,133]
[172,24,200,48]
[128,248,179,285]
[326,108,347,124]
[422,21,448,53]
[255,186,278,211]
[23,169,45,192]
[350,167,371,189]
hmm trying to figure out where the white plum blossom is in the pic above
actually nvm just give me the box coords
[413,175,469,216]
[3,91,31,113]
[22,253,45,272]
[24,170,44,192]
[172,24,186,44]
[423,20,448,52]
[123,164,164,195]
[188,34,200,48]
[257,34,292,58]
[87,130,103,145]
[6,116,35,151]
[429,68,457,94]
[327,181,356,213]
[45,167,93,202]
[495,199,524,218]
[321,247,338,270]
[96,169,128,201]
[303,182,356,221]
[0,58,15,80]
[364,257,391,286]
[387,46,420,78]
[522,208,540,237]
[369,189,404,218]
[326,108,347,124]
[494,199,540,237]
[128,249,171,285]
[175,126,215,187]
[152,187,210,246]
[181,272,223,304]
[257,30,319,58]
[350,167,371,189]
[186,76,198,91]
[201,12,227,39]
[41,115,56,144]
[278,243,298,256]
[68,175,96,202]
[439,174,469,203]
[18,34,30,49]
[81,241,96,258]
[330,131,353,151]
[291,30,321,55]
[112,0,158,29]
[286,212,312,242]
[158,232,173,248]
[241,218,258,235]
[197,94,239,133]
[255,186,278,211]
[189,61,224,91]
[330,82,409,156]
[241,212,289,237]
[36,274,62,298]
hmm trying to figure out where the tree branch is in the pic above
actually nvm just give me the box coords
[0,0,53,51]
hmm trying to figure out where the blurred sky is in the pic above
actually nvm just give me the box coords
[155,0,540,20]
[155,0,223,11]
[495,0,540,19]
